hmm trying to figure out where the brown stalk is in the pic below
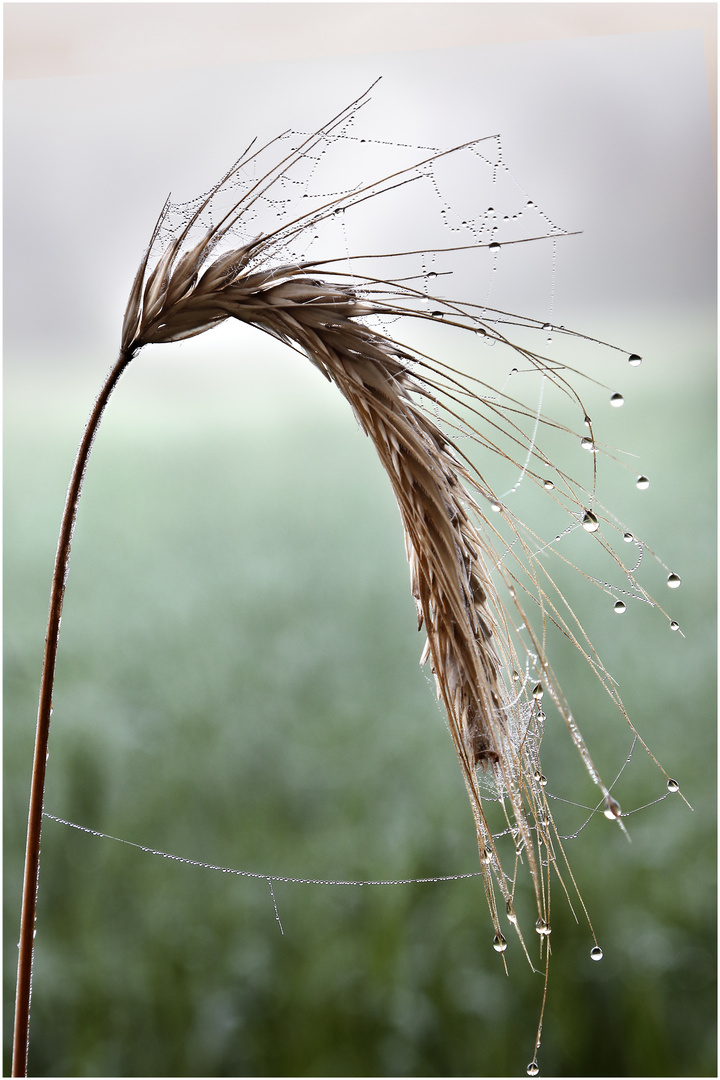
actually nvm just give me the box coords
[13,350,134,1077]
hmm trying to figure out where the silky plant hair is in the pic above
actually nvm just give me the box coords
[13,82,688,1077]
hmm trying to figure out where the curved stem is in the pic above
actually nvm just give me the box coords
[12,349,136,1077]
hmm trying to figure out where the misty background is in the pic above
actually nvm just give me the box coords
[4,14,715,1078]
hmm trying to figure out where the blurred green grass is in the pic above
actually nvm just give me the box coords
[4,334,716,1077]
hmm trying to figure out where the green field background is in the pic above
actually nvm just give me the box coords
[4,319,715,1077]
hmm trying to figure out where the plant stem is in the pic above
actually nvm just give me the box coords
[12,349,135,1077]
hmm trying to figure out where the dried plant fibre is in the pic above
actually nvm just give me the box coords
[13,83,688,1077]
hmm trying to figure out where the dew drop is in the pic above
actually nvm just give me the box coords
[533,770,548,787]
[583,415,592,428]
[535,919,551,936]
[670,620,680,631]
[493,933,508,952]
[527,1063,540,1077]
[427,270,438,279]
[667,778,680,793]
[512,670,521,682]
[613,600,627,614]
[506,900,517,923]
[543,479,555,491]
[431,310,445,318]
[580,437,595,451]
[490,500,502,512]
[604,796,622,819]
[489,241,501,251]
[590,946,604,961]
[623,532,634,543]
[532,682,544,700]
[610,392,624,407]
[667,573,681,589]
[628,353,642,366]
[636,475,650,490]
[582,510,599,532]
[542,323,552,332]
[480,848,491,864]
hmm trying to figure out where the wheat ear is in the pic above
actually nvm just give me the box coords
[15,85,682,1077]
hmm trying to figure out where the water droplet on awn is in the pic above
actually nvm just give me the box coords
[610,392,624,406]
[667,573,681,588]
[613,600,626,614]
[623,532,634,543]
[582,510,599,532]
[670,621,680,631]
[493,933,508,952]
[527,1062,540,1077]
[667,778,680,793]
[636,475,650,490]
[543,479,554,490]
[489,241,501,250]
[628,353,643,366]
[580,437,596,451]
[604,796,622,819]
[590,946,604,961]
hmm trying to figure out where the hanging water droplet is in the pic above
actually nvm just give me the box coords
[512,670,521,682]
[427,270,438,279]
[542,323,552,332]
[490,500,502,512]
[628,354,643,366]
[583,415,592,428]
[527,1062,540,1077]
[582,510,599,532]
[535,919,552,936]
[506,900,517,923]
[670,620,680,631]
[610,392,624,407]
[488,241,501,250]
[613,600,627,614]
[493,933,508,952]
[580,437,596,451]
[543,479,555,491]
[533,682,544,700]
[667,573,681,589]
[636,475,650,490]
[480,848,491,864]
[590,946,604,961]
[667,778,680,793]
[604,796,622,819]
[623,532,634,543]
[533,770,548,787]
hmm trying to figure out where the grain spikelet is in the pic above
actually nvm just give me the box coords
[118,85,685,1063]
